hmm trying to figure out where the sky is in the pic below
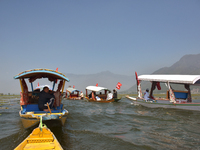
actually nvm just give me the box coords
[0,0,200,94]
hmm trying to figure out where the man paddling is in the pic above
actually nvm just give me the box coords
[38,86,55,111]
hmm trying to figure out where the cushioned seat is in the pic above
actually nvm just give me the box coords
[21,104,63,114]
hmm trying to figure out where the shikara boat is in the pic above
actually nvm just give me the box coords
[126,72,200,111]
[14,68,70,129]
[85,86,121,103]
[14,116,63,150]
[65,87,82,100]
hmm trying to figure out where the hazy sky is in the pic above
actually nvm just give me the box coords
[1,0,200,93]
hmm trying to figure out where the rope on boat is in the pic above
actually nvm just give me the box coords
[39,115,47,131]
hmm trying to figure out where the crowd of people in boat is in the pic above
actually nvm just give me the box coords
[37,86,119,112]
[88,89,118,101]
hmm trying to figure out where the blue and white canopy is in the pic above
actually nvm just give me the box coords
[66,88,81,93]
[14,68,70,82]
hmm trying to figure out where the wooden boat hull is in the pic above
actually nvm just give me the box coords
[14,126,63,150]
[126,96,200,111]
[86,97,121,103]
[19,110,68,129]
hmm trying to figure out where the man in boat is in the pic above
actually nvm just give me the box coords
[106,91,113,100]
[80,91,84,99]
[38,86,55,111]
[113,89,117,98]
[143,88,149,100]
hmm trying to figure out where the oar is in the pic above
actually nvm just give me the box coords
[46,103,52,114]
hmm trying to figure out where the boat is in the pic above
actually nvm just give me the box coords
[85,86,121,103]
[126,72,200,111]
[14,116,63,150]
[14,68,70,129]
[65,87,82,100]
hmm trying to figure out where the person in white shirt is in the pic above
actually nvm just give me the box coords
[144,89,149,100]
[80,91,84,99]
[106,91,113,100]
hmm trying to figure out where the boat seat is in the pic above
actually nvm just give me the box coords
[174,92,188,99]
[166,90,188,99]
[21,104,63,114]
[98,94,107,99]
[70,94,79,98]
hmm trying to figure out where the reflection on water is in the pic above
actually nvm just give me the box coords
[0,98,200,149]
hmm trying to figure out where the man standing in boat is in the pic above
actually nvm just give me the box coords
[38,86,55,111]
[106,91,113,100]
[113,89,117,98]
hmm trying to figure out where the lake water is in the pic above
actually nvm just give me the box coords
[0,97,200,150]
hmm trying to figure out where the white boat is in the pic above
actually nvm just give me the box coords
[85,86,121,103]
[65,87,82,100]
[126,72,200,111]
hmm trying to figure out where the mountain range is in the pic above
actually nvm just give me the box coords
[7,53,200,94]
[64,71,134,93]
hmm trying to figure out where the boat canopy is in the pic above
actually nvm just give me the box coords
[66,88,81,93]
[86,86,110,92]
[14,68,70,82]
[138,75,200,85]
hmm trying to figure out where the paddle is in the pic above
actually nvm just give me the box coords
[46,103,52,114]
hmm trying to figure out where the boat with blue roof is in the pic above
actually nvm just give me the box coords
[65,86,83,100]
[14,68,70,129]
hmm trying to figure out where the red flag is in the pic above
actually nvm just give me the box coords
[135,72,140,85]
[96,83,98,87]
[38,82,39,86]
[116,85,120,90]
[73,85,75,88]
[56,68,58,72]
[116,82,122,90]
[117,82,122,86]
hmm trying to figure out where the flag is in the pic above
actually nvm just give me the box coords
[56,68,58,72]
[135,72,140,85]
[73,85,75,88]
[156,82,161,90]
[38,82,39,86]
[96,83,98,87]
[116,82,122,90]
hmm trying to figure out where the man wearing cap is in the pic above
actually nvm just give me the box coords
[143,89,149,100]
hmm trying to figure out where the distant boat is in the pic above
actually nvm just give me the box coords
[14,116,63,150]
[85,86,121,103]
[65,87,83,100]
[14,68,70,129]
[126,73,200,111]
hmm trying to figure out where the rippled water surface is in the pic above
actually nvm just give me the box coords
[1,97,200,150]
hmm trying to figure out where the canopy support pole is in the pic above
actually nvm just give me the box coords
[31,82,33,92]
[52,81,56,91]
[19,79,24,93]
[61,80,65,94]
